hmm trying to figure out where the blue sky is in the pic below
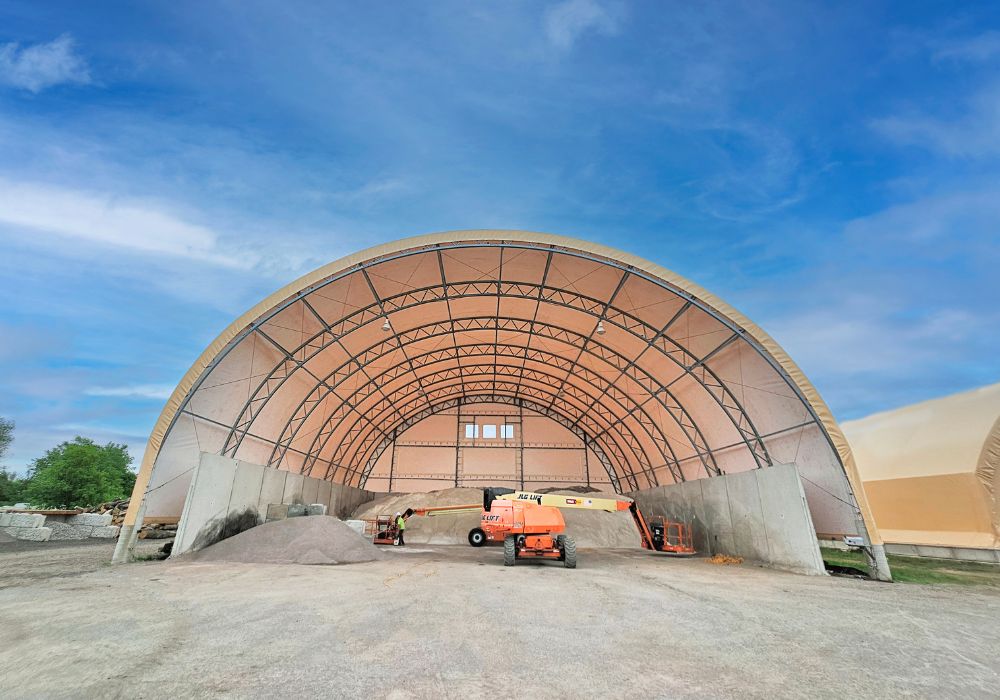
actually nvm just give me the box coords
[1,1,998,472]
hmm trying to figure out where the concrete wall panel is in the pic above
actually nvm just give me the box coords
[259,469,287,519]
[173,454,378,556]
[629,464,825,575]
[756,464,826,573]
[230,460,266,513]
[301,475,320,506]
[316,479,333,510]
[725,469,770,564]
[698,476,737,556]
[174,453,239,555]
[282,472,305,504]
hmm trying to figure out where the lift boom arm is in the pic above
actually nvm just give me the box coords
[404,489,665,552]
[494,491,657,550]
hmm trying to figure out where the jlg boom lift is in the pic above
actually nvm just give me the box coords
[399,487,694,569]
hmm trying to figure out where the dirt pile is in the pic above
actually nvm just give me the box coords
[352,488,642,548]
[188,515,383,565]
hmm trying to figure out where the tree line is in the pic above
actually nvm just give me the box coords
[0,418,136,509]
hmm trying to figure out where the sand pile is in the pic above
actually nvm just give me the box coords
[189,515,383,565]
[352,488,642,548]
[353,488,483,545]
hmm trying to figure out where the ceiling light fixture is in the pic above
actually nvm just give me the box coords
[596,319,606,335]
[381,317,391,332]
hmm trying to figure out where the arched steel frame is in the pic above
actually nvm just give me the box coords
[315,364,655,490]
[166,240,820,494]
[265,318,723,479]
[357,394,623,491]
[214,289,767,488]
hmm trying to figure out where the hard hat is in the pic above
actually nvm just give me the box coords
[395,512,401,516]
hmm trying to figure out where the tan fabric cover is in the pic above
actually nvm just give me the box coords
[843,383,1000,550]
[124,230,881,546]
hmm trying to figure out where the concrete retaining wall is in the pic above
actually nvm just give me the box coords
[0,511,119,542]
[172,453,380,556]
[629,463,826,575]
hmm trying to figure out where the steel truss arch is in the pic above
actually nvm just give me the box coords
[264,316,721,479]
[317,368,653,491]
[249,316,718,481]
[356,394,622,491]
[288,350,682,484]
[218,276,768,474]
[315,359,668,489]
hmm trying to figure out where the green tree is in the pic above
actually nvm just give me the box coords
[0,469,26,506]
[24,437,135,509]
[0,417,25,506]
[0,416,12,463]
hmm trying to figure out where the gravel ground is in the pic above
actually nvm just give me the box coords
[0,541,998,698]
[0,538,164,588]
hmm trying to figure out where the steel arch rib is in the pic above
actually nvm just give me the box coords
[289,351,678,483]
[345,389,626,491]
[323,374,641,489]
[310,368,650,490]
[357,394,622,491]
[315,359,670,488]
[219,275,766,473]
[273,341,687,482]
[256,316,715,480]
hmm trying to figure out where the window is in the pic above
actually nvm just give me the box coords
[501,424,515,439]
[464,424,479,439]
[482,424,497,439]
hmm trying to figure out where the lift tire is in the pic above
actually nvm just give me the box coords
[562,536,577,569]
[503,536,517,566]
[468,528,486,547]
[556,534,566,560]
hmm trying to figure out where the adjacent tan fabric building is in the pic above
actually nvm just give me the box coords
[119,231,885,566]
[844,383,1000,554]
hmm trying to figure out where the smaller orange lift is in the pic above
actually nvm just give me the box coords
[364,514,401,545]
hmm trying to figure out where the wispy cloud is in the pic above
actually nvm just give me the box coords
[842,189,1000,246]
[544,0,619,51]
[932,30,1000,63]
[871,82,1000,158]
[0,178,250,268]
[85,384,175,400]
[0,34,90,93]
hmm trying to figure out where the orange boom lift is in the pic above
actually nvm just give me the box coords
[398,487,694,569]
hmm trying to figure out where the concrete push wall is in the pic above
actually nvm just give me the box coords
[171,453,380,556]
[629,463,826,575]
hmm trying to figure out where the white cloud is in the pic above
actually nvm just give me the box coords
[0,34,91,93]
[544,0,619,51]
[85,384,175,400]
[871,82,1000,157]
[932,30,1000,63]
[842,189,1000,245]
[0,178,251,268]
[769,299,981,378]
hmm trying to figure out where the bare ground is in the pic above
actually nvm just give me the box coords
[0,540,998,699]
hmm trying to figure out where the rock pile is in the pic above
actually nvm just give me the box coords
[81,498,130,527]
[188,515,383,565]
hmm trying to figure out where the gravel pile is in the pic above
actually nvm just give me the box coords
[189,515,383,565]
